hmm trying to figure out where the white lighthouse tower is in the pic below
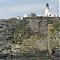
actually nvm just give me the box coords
[45,3,50,16]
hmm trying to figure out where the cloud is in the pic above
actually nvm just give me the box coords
[0,0,59,19]
[0,3,58,19]
[0,3,44,19]
[0,0,3,2]
[59,0,60,16]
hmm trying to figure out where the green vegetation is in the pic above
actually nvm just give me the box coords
[0,17,60,56]
[48,22,60,48]
[21,35,41,53]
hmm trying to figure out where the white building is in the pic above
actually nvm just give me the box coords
[45,3,50,16]
[44,3,58,17]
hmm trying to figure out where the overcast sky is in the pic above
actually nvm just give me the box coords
[0,0,59,19]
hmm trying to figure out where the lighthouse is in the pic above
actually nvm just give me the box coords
[45,3,50,16]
